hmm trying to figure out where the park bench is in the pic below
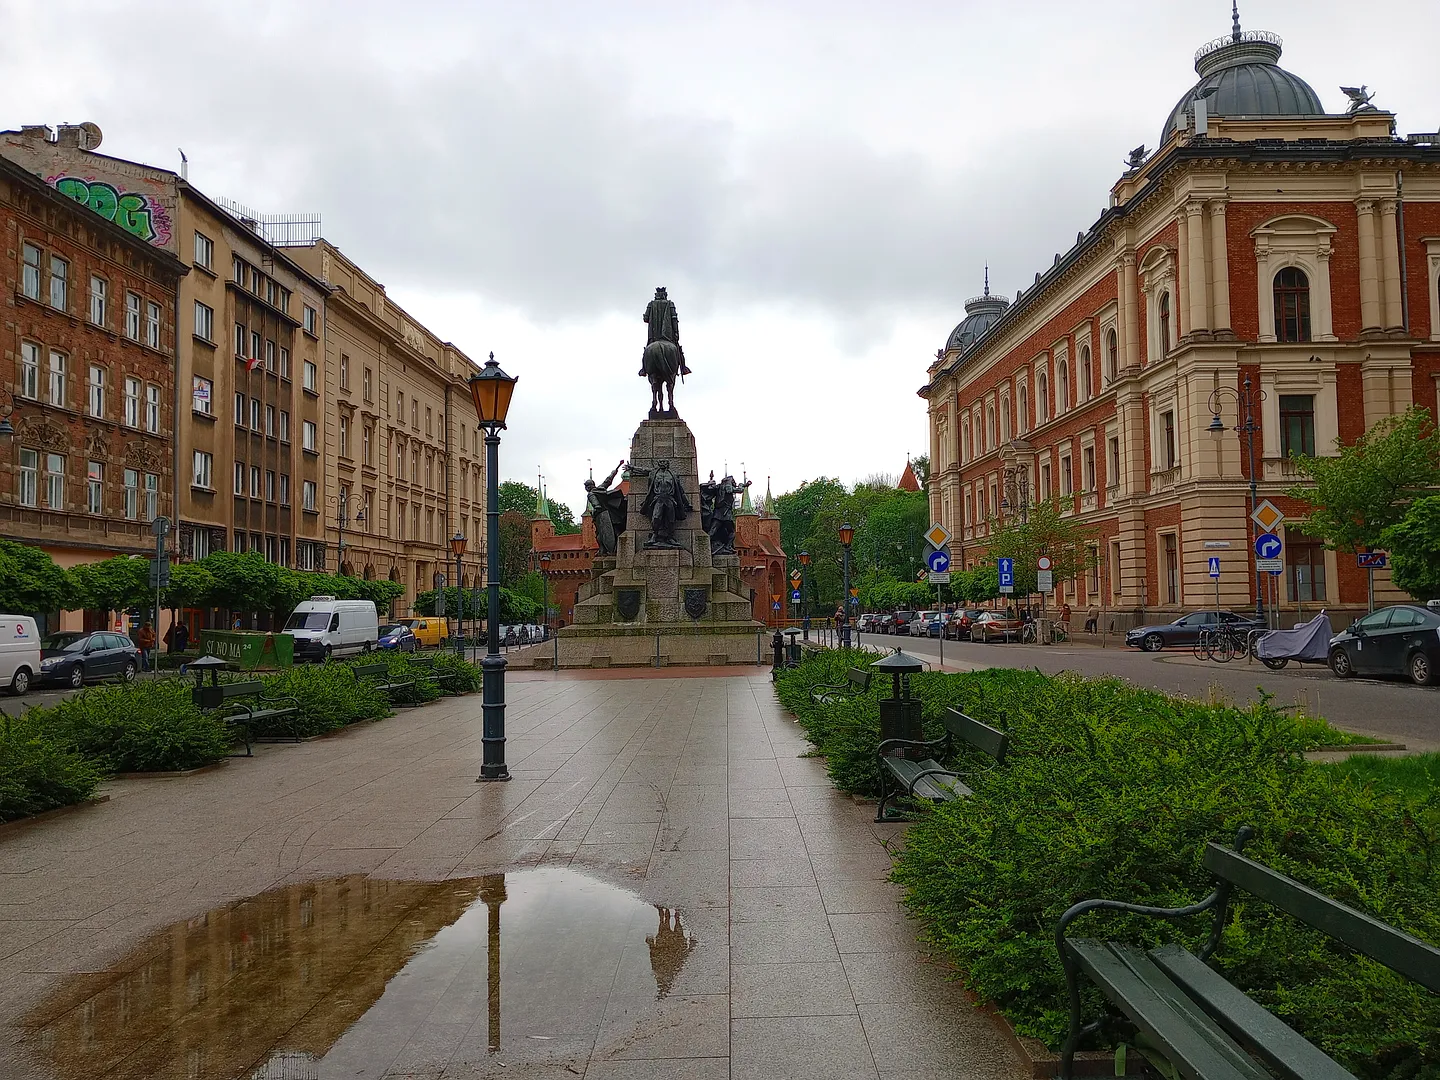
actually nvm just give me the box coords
[208,682,301,752]
[350,662,416,703]
[874,706,1009,822]
[408,654,460,691]
[812,667,872,705]
[1055,825,1440,1080]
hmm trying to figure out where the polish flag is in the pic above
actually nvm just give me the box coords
[245,351,261,371]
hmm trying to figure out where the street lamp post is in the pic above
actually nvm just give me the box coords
[799,550,811,641]
[337,489,365,575]
[838,522,854,647]
[540,551,556,667]
[1207,375,1268,620]
[450,532,467,658]
[470,353,518,783]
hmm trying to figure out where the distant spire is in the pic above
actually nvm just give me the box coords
[1231,0,1241,41]
[983,264,990,297]
[534,480,550,520]
[739,483,755,515]
[763,475,773,515]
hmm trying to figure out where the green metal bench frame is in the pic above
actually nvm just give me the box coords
[407,655,460,690]
[1055,825,1440,1079]
[350,661,416,703]
[211,681,302,752]
[874,707,1009,822]
[812,667,872,705]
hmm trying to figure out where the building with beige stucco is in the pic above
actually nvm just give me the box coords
[920,17,1440,628]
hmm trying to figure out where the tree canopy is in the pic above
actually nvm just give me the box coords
[1379,495,1440,601]
[498,479,580,535]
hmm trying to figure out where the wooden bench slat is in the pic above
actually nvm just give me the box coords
[1202,845,1440,993]
[942,708,1008,763]
[1148,944,1359,1080]
[1068,941,1271,1080]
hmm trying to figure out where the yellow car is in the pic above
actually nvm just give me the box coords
[398,617,449,648]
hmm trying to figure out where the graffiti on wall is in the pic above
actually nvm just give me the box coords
[47,175,173,246]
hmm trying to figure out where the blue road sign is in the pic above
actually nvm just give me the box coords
[791,590,801,602]
[926,549,951,573]
[1357,551,1389,569]
[996,557,1014,587]
[772,601,781,611]
[1254,532,1283,559]
[1208,556,1221,579]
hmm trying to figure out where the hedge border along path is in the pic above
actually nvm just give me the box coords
[0,654,484,824]
[776,648,1440,1080]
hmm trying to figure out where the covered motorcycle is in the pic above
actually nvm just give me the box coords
[1254,611,1332,669]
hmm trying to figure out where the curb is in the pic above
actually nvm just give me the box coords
[114,760,231,779]
[0,794,110,833]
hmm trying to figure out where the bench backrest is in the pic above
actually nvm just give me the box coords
[352,663,389,677]
[1204,843,1440,993]
[847,668,872,690]
[942,708,1008,763]
[218,681,265,698]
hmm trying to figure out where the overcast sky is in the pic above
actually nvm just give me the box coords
[4,0,1436,519]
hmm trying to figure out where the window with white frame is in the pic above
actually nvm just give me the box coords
[265,470,276,502]
[265,404,275,438]
[340,354,350,390]
[124,377,141,427]
[48,351,67,408]
[44,453,64,509]
[265,340,275,372]
[279,410,289,443]
[233,255,245,284]
[143,473,158,520]
[193,450,213,489]
[125,292,142,340]
[1058,359,1069,414]
[86,460,104,514]
[1037,371,1050,423]
[339,414,350,458]
[251,331,261,362]
[302,420,317,451]
[145,384,161,432]
[19,342,39,399]
[88,365,105,418]
[1077,343,1091,402]
[234,460,244,494]
[303,305,317,334]
[49,255,68,310]
[1061,453,1073,496]
[22,243,42,299]
[303,360,317,391]
[250,399,261,431]
[17,449,38,506]
[233,392,245,426]
[279,346,290,380]
[188,528,211,561]
[302,480,317,510]
[250,465,261,498]
[363,423,373,464]
[279,473,290,505]
[194,231,214,270]
[194,301,214,341]
[146,301,161,348]
[89,276,107,325]
[123,468,139,519]
[234,323,246,357]
[193,376,212,415]
[1083,445,1096,491]
[1252,215,1337,343]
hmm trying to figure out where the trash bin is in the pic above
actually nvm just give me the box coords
[871,648,926,756]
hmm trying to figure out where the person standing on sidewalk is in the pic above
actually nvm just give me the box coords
[834,604,850,648]
[1059,603,1072,638]
[135,622,156,672]
[1085,604,1099,634]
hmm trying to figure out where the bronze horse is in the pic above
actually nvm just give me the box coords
[641,339,682,418]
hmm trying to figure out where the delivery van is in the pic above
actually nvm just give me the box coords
[397,616,449,648]
[283,597,378,661]
[0,616,41,694]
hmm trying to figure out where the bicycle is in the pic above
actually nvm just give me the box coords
[1020,621,1038,644]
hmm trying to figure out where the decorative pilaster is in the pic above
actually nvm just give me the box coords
[1121,252,1140,369]
[1356,199,1382,332]
[1378,199,1403,331]
[1185,202,1209,334]
[1176,211,1189,338]
[1208,200,1231,333]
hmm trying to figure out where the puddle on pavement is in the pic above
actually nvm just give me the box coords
[24,868,703,1080]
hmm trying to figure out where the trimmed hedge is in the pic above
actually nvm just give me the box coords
[0,711,102,822]
[31,681,232,774]
[777,651,1440,1080]
[249,663,391,738]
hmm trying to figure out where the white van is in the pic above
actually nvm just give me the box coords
[282,597,378,662]
[0,616,42,695]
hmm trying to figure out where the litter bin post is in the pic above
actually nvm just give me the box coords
[870,648,926,755]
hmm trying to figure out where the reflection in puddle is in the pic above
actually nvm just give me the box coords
[25,868,699,1079]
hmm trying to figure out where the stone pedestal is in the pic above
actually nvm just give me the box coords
[560,418,762,667]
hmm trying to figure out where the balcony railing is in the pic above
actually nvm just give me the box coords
[1261,457,1307,483]
[1105,483,1121,506]
[1150,466,1181,492]
[1080,491,1098,512]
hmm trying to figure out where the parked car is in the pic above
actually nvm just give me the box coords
[891,611,917,635]
[910,611,936,637]
[876,614,895,635]
[0,615,41,695]
[378,623,419,652]
[1124,610,1264,653]
[856,613,878,634]
[972,611,1024,643]
[1328,603,1440,685]
[284,597,379,661]
[36,630,140,689]
[946,609,985,641]
[397,616,449,648]
[923,613,947,638]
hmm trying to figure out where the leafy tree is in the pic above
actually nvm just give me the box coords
[498,510,534,586]
[163,563,217,611]
[66,556,150,613]
[498,478,579,534]
[196,552,285,614]
[414,585,540,624]
[911,455,931,486]
[1288,407,1440,552]
[981,499,1099,597]
[0,540,70,614]
[1379,496,1440,600]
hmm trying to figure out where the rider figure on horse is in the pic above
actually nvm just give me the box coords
[640,287,693,377]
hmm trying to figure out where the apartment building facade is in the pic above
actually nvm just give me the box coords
[920,21,1440,624]
[1,151,187,602]
[286,240,485,611]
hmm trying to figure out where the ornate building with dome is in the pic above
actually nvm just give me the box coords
[921,10,1440,626]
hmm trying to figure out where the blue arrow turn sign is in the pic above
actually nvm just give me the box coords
[1254,532,1282,559]
[926,549,950,574]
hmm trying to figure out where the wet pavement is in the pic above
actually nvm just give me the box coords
[0,672,1022,1079]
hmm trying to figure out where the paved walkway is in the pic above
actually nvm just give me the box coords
[0,673,1023,1080]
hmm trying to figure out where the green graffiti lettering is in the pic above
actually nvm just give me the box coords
[54,177,90,204]
[114,193,155,242]
[85,181,119,220]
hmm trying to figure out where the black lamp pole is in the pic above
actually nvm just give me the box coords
[451,532,467,658]
[470,353,517,783]
[1207,374,1267,620]
[799,551,811,641]
[839,523,854,647]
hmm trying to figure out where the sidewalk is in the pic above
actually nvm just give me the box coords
[0,672,1023,1079]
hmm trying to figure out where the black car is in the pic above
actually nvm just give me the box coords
[1328,603,1440,685]
[1125,610,1263,652]
[37,630,141,688]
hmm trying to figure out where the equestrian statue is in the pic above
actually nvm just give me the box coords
[639,286,691,418]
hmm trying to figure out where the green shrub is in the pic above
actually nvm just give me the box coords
[777,657,1440,1078]
[423,651,483,694]
[0,711,103,821]
[256,663,391,737]
[33,681,232,773]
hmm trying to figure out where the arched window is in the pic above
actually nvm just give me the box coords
[985,404,996,450]
[1000,393,1011,441]
[1018,383,1029,432]
[1273,267,1311,343]
[1106,329,1118,380]
[1058,360,1069,414]
[960,417,970,463]
[1079,345,1091,400]
[1157,292,1171,353]
[1038,372,1049,422]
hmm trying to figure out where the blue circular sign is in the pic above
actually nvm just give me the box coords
[1254,532,1283,559]
[926,549,950,573]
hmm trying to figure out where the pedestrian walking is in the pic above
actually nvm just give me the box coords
[1059,603,1072,638]
[173,620,190,653]
[135,622,156,672]
[1085,605,1099,634]
[834,605,849,648]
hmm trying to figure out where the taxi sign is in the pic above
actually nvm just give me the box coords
[1251,499,1285,534]
[924,522,952,549]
